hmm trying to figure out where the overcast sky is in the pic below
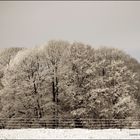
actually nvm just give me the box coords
[0,1,140,61]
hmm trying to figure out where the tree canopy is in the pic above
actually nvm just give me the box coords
[0,41,139,129]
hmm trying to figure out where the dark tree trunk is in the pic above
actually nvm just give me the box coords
[52,79,56,128]
[74,118,83,128]
[52,80,56,102]
[55,76,59,127]
[33,80,42,119]
[102,68,105,76]
[52,67,59,128]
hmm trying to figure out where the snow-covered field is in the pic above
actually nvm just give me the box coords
[0,129,140,139]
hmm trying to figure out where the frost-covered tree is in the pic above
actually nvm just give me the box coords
[58,42,96,127]
[60,46,139,128]
[41,40,70,127]
[0,48,23,128]
[0,48,23,68]
[0,48,54,128]
[0,41,70,128]
[0,48,22,90]
[0,41,139,129]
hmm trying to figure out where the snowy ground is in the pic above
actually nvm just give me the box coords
[0,129,140,139]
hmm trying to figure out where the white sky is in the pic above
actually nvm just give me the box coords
[0,1,140,61]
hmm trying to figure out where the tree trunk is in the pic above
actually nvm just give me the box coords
[52,66,59,128]
[74,118,83,128]
[33,81,42,119]
[52,79,56,128]
[55,76,59,127]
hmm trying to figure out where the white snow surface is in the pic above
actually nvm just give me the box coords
[0,129,140,139]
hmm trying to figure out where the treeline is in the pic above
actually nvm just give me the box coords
[0,40,140,129]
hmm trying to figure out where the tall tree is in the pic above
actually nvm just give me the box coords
[60,46,139,128]
[0,48,53,128]
[42,40,70,127]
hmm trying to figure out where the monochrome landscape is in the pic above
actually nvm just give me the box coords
[0,4,140,139]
